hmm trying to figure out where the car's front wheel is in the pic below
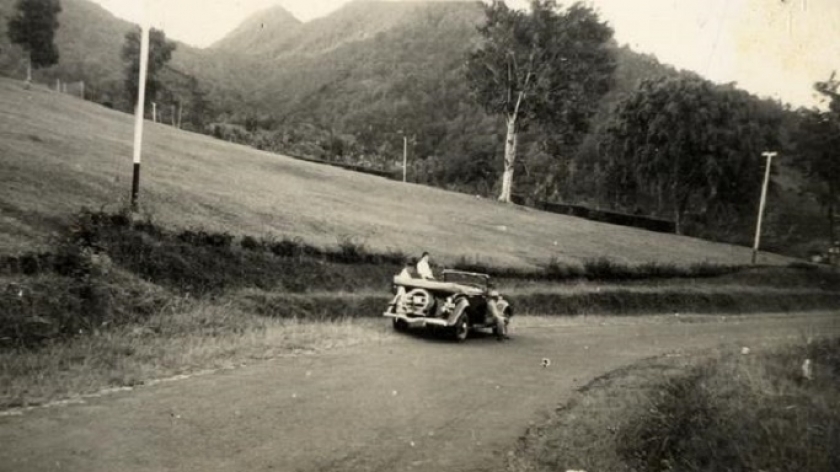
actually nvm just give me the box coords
[452,312,469,342]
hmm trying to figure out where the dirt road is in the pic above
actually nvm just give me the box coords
[2,312,838,472]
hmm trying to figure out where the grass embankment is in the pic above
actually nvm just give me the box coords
[510,337,840,472]
[0,77,791,268]
[4,209,838,345]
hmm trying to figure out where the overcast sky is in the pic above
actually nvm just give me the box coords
[88,0,839,108]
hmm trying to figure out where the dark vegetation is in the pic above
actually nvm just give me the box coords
[601,75,783,235]
[511,337,840,472]
[121,26,176,107]
[7,0,61,77]
[0,209,401,347]
[618,340,840,472]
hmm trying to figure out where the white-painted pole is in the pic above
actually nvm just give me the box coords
[131,21,151,211]
[402,135,408,183]
[152,102,157,123]
[752,151,777,264]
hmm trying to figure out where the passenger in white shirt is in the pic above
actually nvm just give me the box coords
[416,252,434,280]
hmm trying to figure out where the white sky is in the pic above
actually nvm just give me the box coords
[89,0,840,108]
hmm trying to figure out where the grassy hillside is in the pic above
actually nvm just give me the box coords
[0,77,792,268]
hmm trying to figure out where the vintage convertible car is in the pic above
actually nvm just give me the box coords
[383,269,513,341]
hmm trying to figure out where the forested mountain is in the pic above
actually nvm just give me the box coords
[195,1,687,189]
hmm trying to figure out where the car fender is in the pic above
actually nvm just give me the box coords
[445,297,470,325]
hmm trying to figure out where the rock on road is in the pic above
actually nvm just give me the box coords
[2,312,839,472]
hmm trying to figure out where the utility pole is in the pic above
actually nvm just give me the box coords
[403,135,408,183]
[152,102,157,123]
[752,151,777,264]
[131,21,151,211]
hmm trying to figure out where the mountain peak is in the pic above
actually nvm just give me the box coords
[211,4,301,51]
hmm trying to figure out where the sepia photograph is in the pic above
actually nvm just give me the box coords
[0,0,839,470]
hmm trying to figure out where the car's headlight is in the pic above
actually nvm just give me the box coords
[443,297,456,313]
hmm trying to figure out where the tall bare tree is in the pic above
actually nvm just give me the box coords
[466,0,614,202]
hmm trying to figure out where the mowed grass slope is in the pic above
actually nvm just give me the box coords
[0,78,791,268]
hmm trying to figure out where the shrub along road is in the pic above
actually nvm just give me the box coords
[1,312,838,472]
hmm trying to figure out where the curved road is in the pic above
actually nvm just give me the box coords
[2,312,839,472]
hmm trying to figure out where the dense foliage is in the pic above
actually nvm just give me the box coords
[795,74,840,242]
[121,27,176,108]
[7,0,61,77]
[601,74,783,234]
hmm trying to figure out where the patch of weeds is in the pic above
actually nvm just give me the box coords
[512,338,840,472]
[617,340,840,472]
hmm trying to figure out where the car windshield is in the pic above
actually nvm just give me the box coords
[443,271,488,290]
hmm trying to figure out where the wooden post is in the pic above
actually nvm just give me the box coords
[403,135,408,183]
[752,151,777,264]
[172,104,176,126]
[177,104,183,129]
[25,55,31,86]
[131,23,151,211]
[152,102,157,123]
